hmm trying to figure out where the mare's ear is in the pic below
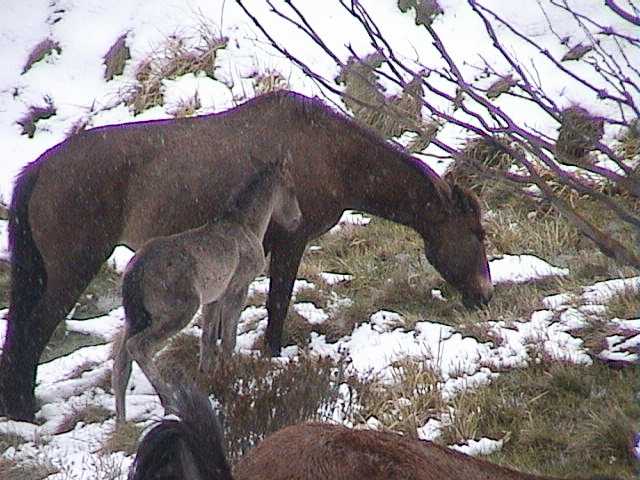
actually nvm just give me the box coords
[452,184,478,215]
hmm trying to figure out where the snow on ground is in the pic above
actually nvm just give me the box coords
[0,0,638,478]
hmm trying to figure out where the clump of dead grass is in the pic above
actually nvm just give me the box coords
[17,96,56,138]
[0,457,58,480]
[103,33,131,81]
[102,422,144,456]
[124,23,228,115]
[55,404,112,434]
[556,105,604,165]
[22,38,61,74]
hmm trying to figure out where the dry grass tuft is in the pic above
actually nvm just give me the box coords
[556,105,604,164]
[103,33,131,81]
[618,118,640,160]
[168,91,202,117]
[102,422,144,456]
[0,457,58,480]
[22,38,61,74]
[124,24,228,115]
[17,96,56,138]
[251,69,289,95]
[55,404,112,434]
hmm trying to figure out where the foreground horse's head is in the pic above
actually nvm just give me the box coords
[422,184,492,307]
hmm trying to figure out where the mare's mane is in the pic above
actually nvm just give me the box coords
[249,91,454,205]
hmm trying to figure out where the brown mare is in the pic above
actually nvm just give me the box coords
[127,386,620,480]
[2,90,492,421]
[112,156,301,423]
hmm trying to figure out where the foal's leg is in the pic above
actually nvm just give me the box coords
[198,301,222,375]
[126,297,200,415]
[220,286,250,358]
[112,328,133,424]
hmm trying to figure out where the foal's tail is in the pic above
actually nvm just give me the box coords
[121,259,152,336]
[7,162,46,327]
[128,386,233,480]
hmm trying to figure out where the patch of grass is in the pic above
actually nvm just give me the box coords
[485,204,581,260]
[102,422,144,455]
[281,309,315,348]
[618,118,640,160]
[168,91,202,117]
[440,361,640,479]
[0,431,25,453]
[0,457,58,480]
[606,285,640,320]
[349,357,445,435]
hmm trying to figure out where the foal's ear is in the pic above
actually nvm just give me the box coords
[452,184,479,215]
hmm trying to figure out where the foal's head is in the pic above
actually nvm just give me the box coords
[270,153,302,232]
[422,184,492,307]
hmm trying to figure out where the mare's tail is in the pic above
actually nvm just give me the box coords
[7,162,46,330]
[128,386,233,480]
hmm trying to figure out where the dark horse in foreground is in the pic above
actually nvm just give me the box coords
[128,387,620,480]
[2,90,492,420]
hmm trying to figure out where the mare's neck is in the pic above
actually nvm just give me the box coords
[344,141,450,228]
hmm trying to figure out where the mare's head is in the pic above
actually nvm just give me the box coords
[422,183,492,307]
[271,153,302,232]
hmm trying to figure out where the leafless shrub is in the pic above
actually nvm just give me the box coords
[236,0,640,268]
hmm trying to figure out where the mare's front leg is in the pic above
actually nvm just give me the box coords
[265,238,307,356]
[198,301,222,375]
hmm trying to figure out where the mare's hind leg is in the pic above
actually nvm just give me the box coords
[219,286,250,358]
[0,250,110,421]
[198,301,222,375]
[126,297,200,415]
